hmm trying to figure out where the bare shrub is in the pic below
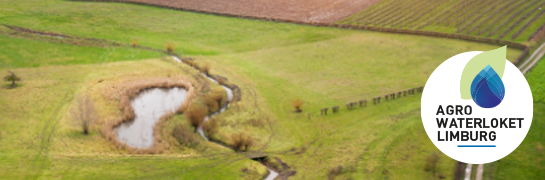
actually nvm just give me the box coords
[172,125,199,147]
[185,60,197,68]
[4,71,21,88]
[165,42,175,54]
[327,165,343,180]
[71,96,97,135]
[202,118,219,139]
[424,153,440,175]
[204,91,225,113]
[216,77,227,85]
[292,98,303,112]
[131,39,139,47]
[230,133,254,152]
[200,62,211,75]
[185,104,207,131]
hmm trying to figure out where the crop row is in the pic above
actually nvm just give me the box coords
[435,1,478,26]
[415,1,468,29]
[338,0,545,41]
[359,1,411,25]
[456,0,513,33]
[498,1,545,39]
[486,0,540,37]
[464,0,521,35]
[512,10,545,40]
[384,0,435,27]
[445,0,488,26]
[475,0,529,35]
[448,0,490,27]
[404,1,449,29]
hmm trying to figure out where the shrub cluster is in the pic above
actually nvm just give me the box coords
[230,133,254,152]
[204,90,225,113]
[165,42,175,54]
[292,98,303,112]
[184,103,208,131]
[131,39,139,47]
[172,125,200,147]
[202,118,219,140]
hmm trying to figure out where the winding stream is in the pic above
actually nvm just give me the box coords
[177,56,279,179]
[116,57,278,179]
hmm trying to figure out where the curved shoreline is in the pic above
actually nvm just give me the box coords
[173,56,279,180]
[101,77,197,154]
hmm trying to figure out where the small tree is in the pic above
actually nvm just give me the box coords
[204,91,224,113]
[424,153,440,176]
[292,98,303,112]
[4,71,21,88]
[185,105,207,132]
[200,62,210,75]
[172,125,199,147]
[71,96,96,135]
[165,42,175,54]
[230,133,254,152]
[131,39,139,47]
[202,118,219,139]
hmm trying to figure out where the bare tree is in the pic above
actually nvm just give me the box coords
[4,71,21,88]
[71,96,97,135]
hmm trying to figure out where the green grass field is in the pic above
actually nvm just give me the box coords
[487,59,545,179]
[0,0,542,179]
[527,56,545,103]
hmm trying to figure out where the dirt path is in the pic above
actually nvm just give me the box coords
[464,164,473,180]
[475,164,484,180]
[469,42,545,180]
[519,42,545,73]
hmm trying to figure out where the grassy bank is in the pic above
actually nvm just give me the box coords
[0,57,265,179]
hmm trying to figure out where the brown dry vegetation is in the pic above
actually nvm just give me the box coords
[172,124,201,148]
[202,118,219,140]
[100,76,198,154]
[131,39,139,47]
[230,133,254,152]
[165,42,175,54]
[200,62,211,75]
[204,89,225,113]
[184,103,208,131]
[292,98,303,112]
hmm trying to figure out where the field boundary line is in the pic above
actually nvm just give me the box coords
[70,0,530,66]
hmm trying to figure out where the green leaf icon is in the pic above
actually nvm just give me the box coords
[460,46,506,100]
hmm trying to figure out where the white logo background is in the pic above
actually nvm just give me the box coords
[421,51,533,164]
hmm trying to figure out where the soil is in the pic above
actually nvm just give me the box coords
[115,0,381,23]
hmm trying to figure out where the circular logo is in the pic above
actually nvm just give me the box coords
[421,47,533,164]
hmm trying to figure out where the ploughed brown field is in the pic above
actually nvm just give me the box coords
[116,0,381,23]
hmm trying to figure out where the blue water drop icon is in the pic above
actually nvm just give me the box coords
[470,65,505,108]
